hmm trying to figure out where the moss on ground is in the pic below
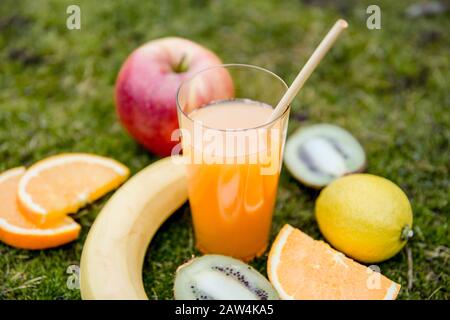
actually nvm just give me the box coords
[0,0,448,299]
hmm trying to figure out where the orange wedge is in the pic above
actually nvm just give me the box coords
[17,153,130,225]
[268,224,401,300]
[0,167,80,249]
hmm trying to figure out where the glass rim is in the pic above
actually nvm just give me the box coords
[176,63,290,132]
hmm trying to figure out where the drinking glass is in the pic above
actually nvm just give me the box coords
[176,64,289,261]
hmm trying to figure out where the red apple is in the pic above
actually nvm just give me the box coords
[115,37,234,156]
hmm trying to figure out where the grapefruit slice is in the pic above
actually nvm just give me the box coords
[267,224,401,300]
[17,153,129,225]
[0,167,80,249]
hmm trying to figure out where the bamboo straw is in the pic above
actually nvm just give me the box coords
[267,19,348,123]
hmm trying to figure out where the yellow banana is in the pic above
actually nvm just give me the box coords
[80,156,187,299]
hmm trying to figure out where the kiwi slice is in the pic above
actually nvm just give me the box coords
[284,124,366,188]
[173,255,279,300]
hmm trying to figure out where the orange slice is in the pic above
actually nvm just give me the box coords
[268,224,401,300]
[0,167,80,249]
[17,153,130,225]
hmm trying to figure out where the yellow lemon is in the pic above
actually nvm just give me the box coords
[315,174,413,263]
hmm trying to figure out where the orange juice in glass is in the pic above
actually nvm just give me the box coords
[176,64,289,261]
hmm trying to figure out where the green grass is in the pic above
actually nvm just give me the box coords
[0,0,448,300]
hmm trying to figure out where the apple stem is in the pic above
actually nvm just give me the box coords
[173,54,188,73]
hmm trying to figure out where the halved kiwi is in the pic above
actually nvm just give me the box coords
[284,124,366,188]
[173,255,279,300]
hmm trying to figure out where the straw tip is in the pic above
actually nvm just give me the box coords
[338,19,348,28]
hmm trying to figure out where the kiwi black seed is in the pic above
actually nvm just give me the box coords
[173,255,279,300]
[284,124,366,188]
